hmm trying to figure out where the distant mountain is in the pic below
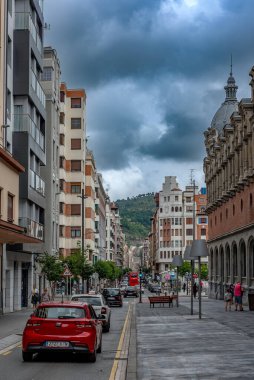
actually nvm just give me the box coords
[116,193,156,245]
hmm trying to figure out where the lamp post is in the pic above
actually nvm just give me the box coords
[190,240,209,319]
[139,267,142,303]
[183,245,194,314]
[77,188,88,292]
[172,255,183,307]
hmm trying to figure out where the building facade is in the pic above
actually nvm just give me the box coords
[58,83,87,257]
[41,46,61,256]
[204,67,254,300]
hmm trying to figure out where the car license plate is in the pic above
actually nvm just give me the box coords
[108,297,114,300]
[45,341,69,348]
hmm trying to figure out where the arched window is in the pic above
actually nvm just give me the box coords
[240,241,246,278]
[233,204,235,216]
[233,245,237,277]
[226,209,228,219]
[250,194,253,208]
[241,199,243,212]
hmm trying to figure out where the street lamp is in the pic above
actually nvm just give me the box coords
[139,267,142,303]
[77,188,88,292]
[172,255,183,307]
[183,245,194,315]
[190,240,209,319]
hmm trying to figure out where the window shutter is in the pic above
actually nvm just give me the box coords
[71,139,81,150]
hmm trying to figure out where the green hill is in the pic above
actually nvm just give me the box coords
[116,193,156,245]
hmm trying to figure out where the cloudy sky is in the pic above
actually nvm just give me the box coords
[44,0,254,200]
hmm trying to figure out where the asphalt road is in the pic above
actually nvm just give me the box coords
[0,299,132,380]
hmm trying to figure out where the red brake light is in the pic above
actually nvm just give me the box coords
[101,307,107,314]
[26,320,41,327]
[76,320,94,328]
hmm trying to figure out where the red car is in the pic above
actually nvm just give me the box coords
[22,301,102,362]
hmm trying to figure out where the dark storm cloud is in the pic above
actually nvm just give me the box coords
[44,0,254,174]
[140,114,205,162]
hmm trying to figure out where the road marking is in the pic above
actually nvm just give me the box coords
[109,304,131,380]
[0,341,22,355]
[2,351,11,356]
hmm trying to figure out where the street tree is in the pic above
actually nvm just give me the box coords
[38,253,64,299]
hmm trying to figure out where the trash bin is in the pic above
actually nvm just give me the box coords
[248,293,254,311]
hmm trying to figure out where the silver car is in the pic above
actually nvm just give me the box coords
[71,294,111,332]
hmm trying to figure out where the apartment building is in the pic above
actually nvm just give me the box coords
[58,83,86,257]
[40,46,61,256]
[204,66,254,300]
[105,202,124,267]
[150,176,208,275]
[95,173,107,262]
[0,0,45,312]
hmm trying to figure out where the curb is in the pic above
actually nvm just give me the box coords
[126,302,137,380]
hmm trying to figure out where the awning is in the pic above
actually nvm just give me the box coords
[0,219,41,244]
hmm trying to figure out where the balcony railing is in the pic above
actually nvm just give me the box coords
[15,12,42,54]
[19,217,44,241]
[14,114,45,151]
[30,169,45,196]
[31,70,46,108]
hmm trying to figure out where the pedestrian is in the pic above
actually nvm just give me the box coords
[193,283,198,298]
[224,288,232,311]
[234,281,244,311]
[229,284,234,304]
[31,288,40,309]
[182,283,186,292]
[41,288,50,302]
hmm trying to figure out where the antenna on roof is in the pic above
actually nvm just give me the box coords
[230,54,233,76]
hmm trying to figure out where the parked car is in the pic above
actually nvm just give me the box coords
[22,301,102,362]
[150,284,162,294]
[102,288,123,307]
[123,286,138,298]
[120,285,127,294]
[71,294,111,332]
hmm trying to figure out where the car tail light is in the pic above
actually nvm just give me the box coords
[26,320,41,327]
[116,295,121,300]
[76,321,93,328]
[101,307,107,314]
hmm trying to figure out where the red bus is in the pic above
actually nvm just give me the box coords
[128,272,139,287]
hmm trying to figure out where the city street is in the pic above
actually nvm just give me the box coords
[0,298,133,380]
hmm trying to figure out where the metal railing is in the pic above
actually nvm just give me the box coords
[30,169,45,196]
[14,114,45,150]
[31,70,46,108]
[15,12,42,53]
[19,217,44,241]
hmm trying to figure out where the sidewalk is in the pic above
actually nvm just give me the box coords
[129,294,254,380]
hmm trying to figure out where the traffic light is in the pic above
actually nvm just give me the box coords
[139,268,142,278]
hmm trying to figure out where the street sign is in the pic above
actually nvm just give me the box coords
[63,268,72,277]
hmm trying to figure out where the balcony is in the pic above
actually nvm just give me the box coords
[15,12,42,54]
[14,114,45,151]
[31,70,46,108]
[30,169,45,196]
[19,217,44,241]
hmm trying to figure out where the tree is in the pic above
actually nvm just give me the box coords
[38,253,64,299]
[200,264,208,280]
[64,244,94,293]
[94,260,111,282]
[175,261,192,277]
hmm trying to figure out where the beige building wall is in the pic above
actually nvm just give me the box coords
[58,83,86,256]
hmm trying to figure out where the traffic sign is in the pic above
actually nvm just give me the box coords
[63,268,72,277]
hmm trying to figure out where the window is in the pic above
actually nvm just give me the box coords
[59,112,65,124]
[241,199,243,212]
[198,217,207,224]
[71,160,81,172]
[186,218,193,224]
[226,208,228,219]
[41,67,52,81]
[71,227,81,238]
[7,0,12,15]
[59,156,64,168]
[71,98,81,108]
[59,179,65,191]
[59,225,64,237]
[186,197,192,203]
[201,228,206,236]
[71,138,81,150]
[7,193,14,222]
[160,208,162,213]
[186,229,193,236]
[60,91,65,102]
[175,196,179,201]
[59,202,64,214]
[71,118,81,129]
[250,194,253,207]
[71,204,81,215]
[164,197,167,202]
[59,133,65,145]
[71,183,81,194]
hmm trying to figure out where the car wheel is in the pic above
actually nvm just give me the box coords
[89,344,97,362]
[103,320,110,333]
[97,335,102,353]
[22,351,33,362]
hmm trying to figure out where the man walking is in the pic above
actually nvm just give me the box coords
[234,281,243,311]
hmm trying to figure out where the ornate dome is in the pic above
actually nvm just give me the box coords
[211,70,238,132]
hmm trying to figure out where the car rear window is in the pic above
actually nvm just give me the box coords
[72,296,102,306]
[35,307,85,319]
[105,289,120,296]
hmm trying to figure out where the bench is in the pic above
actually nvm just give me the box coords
[148,296,173,308]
